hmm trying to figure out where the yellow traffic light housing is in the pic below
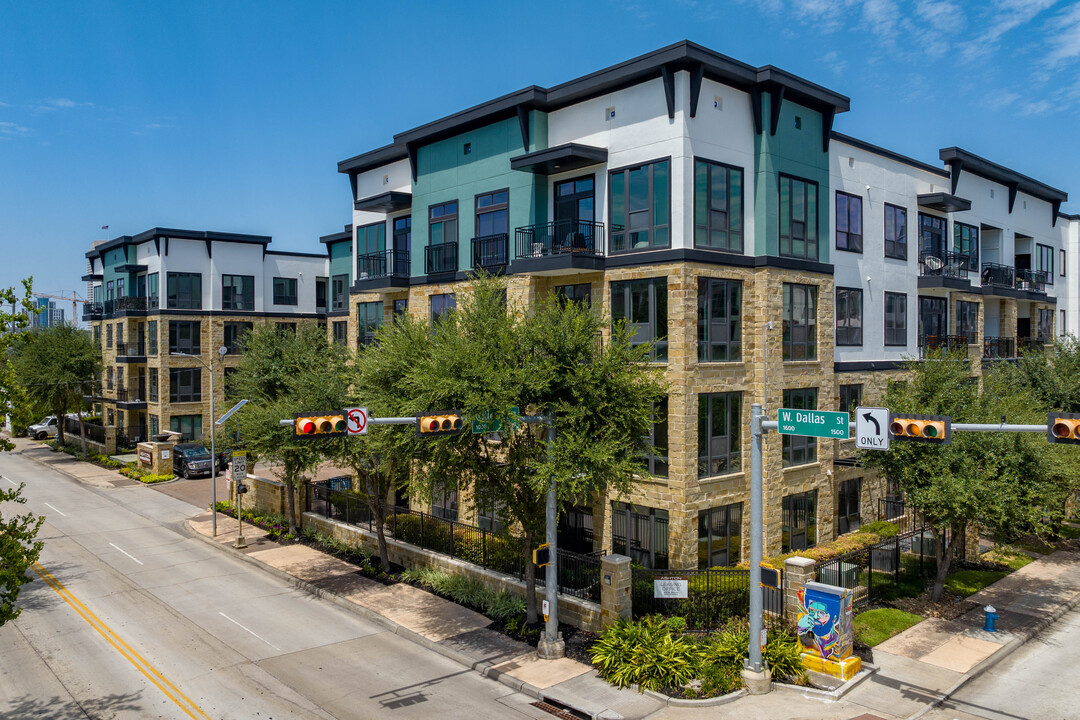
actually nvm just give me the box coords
[532,543,550,567]
[1048,413,1080,444]
[888,413,951,444]
[294,412,347,438]
[416,412,464,437]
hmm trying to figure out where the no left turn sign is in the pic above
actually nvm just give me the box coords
[345,407,369,435]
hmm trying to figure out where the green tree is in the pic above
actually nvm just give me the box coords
[10,323,101,453]
[364,274,667,623]
[861,351,1075,600]
[1002,334,1080,412]
[230,324,349,535]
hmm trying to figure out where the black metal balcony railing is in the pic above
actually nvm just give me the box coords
[115,388,147,404]
[82,302,103,320]
[425,242,458,275]
[980,263,1048,294]
[983,336,1017,359]
[919,251,970,279]
[102,296,149,316]
[1017,269,1048,293]
[357,249,411,280]
[515,219,605,260]
[116,341,145,358]
[919,335,968,357]
[471,233,509,270]
[1019,336,1049,352]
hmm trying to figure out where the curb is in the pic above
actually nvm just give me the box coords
[906,579,1080,720]
[642,686,746,707]
[773,664,878,700]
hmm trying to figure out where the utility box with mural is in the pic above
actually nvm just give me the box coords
[795,581,861,681]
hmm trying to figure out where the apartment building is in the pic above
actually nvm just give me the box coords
[83,228,329,444]
[332,40,1079,567]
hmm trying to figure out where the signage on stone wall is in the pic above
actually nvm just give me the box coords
[654,577,689,599]
[138,447,151,465]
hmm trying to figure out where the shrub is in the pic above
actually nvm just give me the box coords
[484,591,526,620]
[138,473,174,484]
[590,616,699,692]
[857,521,900,539]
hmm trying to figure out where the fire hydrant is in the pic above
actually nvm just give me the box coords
[984,605,998,633]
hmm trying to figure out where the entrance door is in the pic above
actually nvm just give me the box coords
[553,176,595,252]
[919,296,948,345]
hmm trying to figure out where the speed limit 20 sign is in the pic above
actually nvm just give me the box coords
[231,451,247,482]
[345,407,369,435]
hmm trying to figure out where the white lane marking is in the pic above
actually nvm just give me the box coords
[44,503,67,516]
[219,612,281,651]
[109,542,144,565]
[2,475,17,486]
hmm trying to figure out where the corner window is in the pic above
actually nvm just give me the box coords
[169,367,202,403]
[357,301,382,346]
[884,204,908,260]
[609,159,670,252]
[698,392,742,478]
[782,489,817,552]
[166,272,202,310]
[779,175,818,261]
[698,503,742,568]
[221,275,254,311]
[612,278,668,361]
[835,287,863,346]
[835,191,863,253]
[693,158,743,252]
[884,292,907,346]
[642,398,668,478]
[611,502,668,569]
[782,388,817,466]
[954,222,979,271]
[783,283,817,360]
[273,277,298,306]
[697,278,741,362]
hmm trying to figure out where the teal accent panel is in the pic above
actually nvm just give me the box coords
[529,110,548,153]
[102,247,128,295]
[410,117,545,276]
[753,94,831,263]
[328,240,352,283]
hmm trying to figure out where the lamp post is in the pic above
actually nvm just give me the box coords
[216,399,249,549]
[171,346,228,536]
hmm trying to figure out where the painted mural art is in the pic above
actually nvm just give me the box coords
[795,581,861,680]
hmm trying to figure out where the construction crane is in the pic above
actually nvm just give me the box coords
[33,292,86,325]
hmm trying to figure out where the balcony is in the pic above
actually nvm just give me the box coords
[82,302,103,321]
[82,382,104,403]
[425,242,458,275]
[103,296,149,317]
[511,220,606,276]
[115,387,147,411]
[115,341,146,362]
[919,334,968,358]
[354,249,411,292]
[1019,336,1051,353]
[919,251,970,278]
[471,233,509,271]
[980,263,1048,296]
[983,336,1017,360]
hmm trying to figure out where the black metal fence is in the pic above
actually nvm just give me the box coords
[631,567,785,633]
[815,530,944,609]
[306,483,603,602]
[470,233,509,270]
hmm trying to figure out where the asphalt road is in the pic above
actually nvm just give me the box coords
[0,449,551,719]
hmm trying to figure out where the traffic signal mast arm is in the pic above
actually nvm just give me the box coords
[761,420,1050,433]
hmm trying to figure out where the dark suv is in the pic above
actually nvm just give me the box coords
[173,443,213,479]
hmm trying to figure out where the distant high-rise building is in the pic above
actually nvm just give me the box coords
[33,298,65,328]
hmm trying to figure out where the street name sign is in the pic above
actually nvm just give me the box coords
[855,406,890,450]
[345,407,369,435]
[776,408,849,440]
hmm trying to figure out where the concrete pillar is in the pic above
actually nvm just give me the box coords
[600,554,633,627]
[783,556,816,616]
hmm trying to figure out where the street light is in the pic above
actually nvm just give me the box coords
[171,346,228,536]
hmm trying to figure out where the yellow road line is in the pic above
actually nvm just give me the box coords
[32,562,212,720]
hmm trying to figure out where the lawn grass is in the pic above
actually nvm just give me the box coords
[1056,524,1080,540]
[982,546,1035,571]
[1014,539,1054,555]
[944,569,1009,597]
[854,608,923,647]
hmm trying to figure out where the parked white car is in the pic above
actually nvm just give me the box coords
[28,416,59,440]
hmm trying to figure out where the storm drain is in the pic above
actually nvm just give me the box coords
[530,699,591,720]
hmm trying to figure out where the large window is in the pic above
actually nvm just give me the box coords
[166,272,201,310]
[839,384,862,419]
[612,278,668,361]
[106,323,113,349]
[554,283,591,308]
[1037,244,1055,285]
[431,486,458,521]
[147,273,159,306]
[429,201,458,245]
[884,292,907,346]
[430,293,456,328]
[169,368,201,403]
[357,301,382,346]
[316,277,328,311]
[835,191,863,252]
[838,479,862,534]
[884,204,907,260]
[693,158,743,252]
[835,287,863,346]
[1038,308,1054,342]
[918,213,946,258]
[957,301,979,344]
[782,388,818,466]
[223,321,253,355]
[170,415,202,443]
[222,275,254,311]
[273,277,298,306]
[331,274,348,312]
[147,320,158,356]
[168,321,200,355]
[698,503,742,568]
[783,283,817,360]
[357,221,386,257]
[148,368,158,403]
[332,321,347,346]
[782,490,818,552]
[643,398,668,478]
[611,502,669,569]
[779,175,818,260]
[475,190,509,237]
[697,278,741,362]
[954,222,979,271]
[610,159,670,252]
[393,216,411,251]
[698,392,742,478]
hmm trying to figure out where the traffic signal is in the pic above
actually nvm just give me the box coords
[1048,413,1080,444]
[532,544,550,567]
[294,412,347,438]
[888,413,951,443]
[416,412,464,437]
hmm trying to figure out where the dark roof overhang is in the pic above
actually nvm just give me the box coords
[918,193,972,213]
[354,191,412,213]
[510,143,608,175]
[940,147,1068,225]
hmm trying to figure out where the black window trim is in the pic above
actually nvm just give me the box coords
[883,203,908,260]
[474,188,510,237]
[608,156,673,255]
[693,156,745,254]
[835,190,864,254]
[428,200,459,246]
[835,286,864,347]
[272,276,299,306]
[778,173,820,261]
[884,291,908,347]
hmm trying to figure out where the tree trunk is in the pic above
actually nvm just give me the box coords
[523,526,538,624]
[285,479,298,536]
[929,526,955,602]
[364,471,391,571]
[78,416,88,458]
[55,410,65,447]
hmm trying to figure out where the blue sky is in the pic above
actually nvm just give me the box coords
[2,0,1078,305]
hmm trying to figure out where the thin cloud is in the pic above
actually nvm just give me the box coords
[0,121,31,135]
[1044,2,1080,68]
[819,50,848,74]
[959,0,1058,62]
[32,97,95,112]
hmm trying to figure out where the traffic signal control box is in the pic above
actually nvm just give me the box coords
[294,412,347,438]
[416,412,464,436]
[1048,413,1080,445]
[888,413,951,443]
